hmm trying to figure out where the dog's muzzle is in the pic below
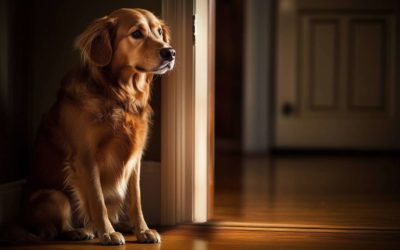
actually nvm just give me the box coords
[160,47,176,62]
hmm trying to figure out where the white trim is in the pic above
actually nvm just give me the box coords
[161,0,210,225]
[193,0,209,223]
[161,0,194,225]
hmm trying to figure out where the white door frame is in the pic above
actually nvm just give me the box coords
[161,0,213,225]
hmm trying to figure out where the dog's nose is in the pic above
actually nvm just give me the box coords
[160,48,176,61]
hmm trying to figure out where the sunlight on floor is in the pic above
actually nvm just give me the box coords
[213,153,400,229]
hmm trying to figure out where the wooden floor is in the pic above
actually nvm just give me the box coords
[2,153,400,249]
[213,153,400,229]
[2,225,400,250]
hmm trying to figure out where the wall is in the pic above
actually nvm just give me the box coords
[243,0,274,154]
[215,0,275,154]
[0,0,9,183]
[215,0,244,152]
[0,1,33,184]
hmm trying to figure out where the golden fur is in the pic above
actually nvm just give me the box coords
[22,8,174,245]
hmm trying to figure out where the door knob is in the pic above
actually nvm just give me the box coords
[282,102,294,116]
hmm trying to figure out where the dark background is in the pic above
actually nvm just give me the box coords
[215,0,243,152]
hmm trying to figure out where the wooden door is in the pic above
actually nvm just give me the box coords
[275,0,400,149]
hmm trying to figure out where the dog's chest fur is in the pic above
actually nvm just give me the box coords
[93,93,150,202]
[97,107,149,198]
[62,70,152,201]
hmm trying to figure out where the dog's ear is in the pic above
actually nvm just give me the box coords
[160,21,171,44]
[75,16,116,67]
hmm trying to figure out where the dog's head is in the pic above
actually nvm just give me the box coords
[75,8,175,75]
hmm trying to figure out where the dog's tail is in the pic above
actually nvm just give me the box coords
[0,224,41,246]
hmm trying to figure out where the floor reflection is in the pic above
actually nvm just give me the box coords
[213,153,400,229]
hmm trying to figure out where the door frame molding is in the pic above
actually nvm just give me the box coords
[161,0,214,225]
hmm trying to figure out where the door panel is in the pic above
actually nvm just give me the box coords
[275,0,400,149]
[306,19,339,110]
[350,20,386,109]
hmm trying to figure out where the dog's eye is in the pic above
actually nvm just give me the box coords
[158,28,163,36]
[131,30,143,39]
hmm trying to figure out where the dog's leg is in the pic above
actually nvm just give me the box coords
[129,160,161,243]
[25,190,70,240]
[25,190,93,241]
[72,157,125,245]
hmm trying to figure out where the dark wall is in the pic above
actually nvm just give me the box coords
[215,0,244,150]
[0,0,162,184]
[0,0,34,184]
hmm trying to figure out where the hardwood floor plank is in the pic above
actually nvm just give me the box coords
[2,226,399,250]
[213,154,400,229]
[2,153,399,249]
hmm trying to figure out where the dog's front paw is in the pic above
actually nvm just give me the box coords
[136,229,161,243]
[100,232,125,245]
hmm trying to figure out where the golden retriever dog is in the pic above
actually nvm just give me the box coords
[22,8,174,245]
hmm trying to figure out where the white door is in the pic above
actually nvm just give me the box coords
[275,0,400,149]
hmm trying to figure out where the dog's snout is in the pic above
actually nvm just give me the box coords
[160,48,176,61]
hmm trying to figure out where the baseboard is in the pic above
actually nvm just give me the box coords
[0,161,161,226]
